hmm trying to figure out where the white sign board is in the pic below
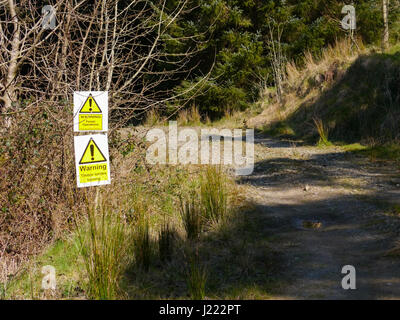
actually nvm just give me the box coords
[73,91,108,132]
[74,134,111,188]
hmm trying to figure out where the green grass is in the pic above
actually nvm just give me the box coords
[158,221,175,262]
[77,200,133,300]
[119,165,282,300]
[340,143,368,152]
[317,140,333,147]
[342,142,400,162]
[200,166,228,224]
[185,247,207,300]
[360,144,400,162]
[4,236,84,299]
[180,194,203,241]
[3,161,282,300]
[134,219,154,272]
[259,121,295,138]
[388,43,400,55]
[313,117,333,147]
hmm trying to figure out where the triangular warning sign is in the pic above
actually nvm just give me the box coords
[79,138,107,164]
[79,94,102,113]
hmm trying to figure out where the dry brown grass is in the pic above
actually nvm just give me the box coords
[0,110,152,285]
[0,105,81,282]
[250,38,367,130]
[287,38,365,89]
[177,104,202,126]
[144,109,166,127]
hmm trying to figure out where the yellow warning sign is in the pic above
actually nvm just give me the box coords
[78,94,103,131]
[78,138,108,184]
[80,94,102,113]
[79,138,107,164]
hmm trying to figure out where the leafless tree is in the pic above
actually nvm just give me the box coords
[382,0,390,52]
[0,0,62,126]
[0,0,212,277]
[266,19,286,104]
[0,0,210,129]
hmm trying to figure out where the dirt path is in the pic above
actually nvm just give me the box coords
[239,135,400,299]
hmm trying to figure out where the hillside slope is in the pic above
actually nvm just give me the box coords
[250,40,400,145]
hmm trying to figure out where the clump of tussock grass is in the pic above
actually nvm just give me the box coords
[144,108,165,126]
[158,221,175,262]
[77,196,132,300]
[286,61,301,88]
[313,117,332,147]
[177,104,202,126]
[180,195,203,241]
[200,166,228,224]
[185,247,207,300]
[134,219,153,272]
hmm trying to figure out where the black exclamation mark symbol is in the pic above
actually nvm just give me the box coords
[89,98,93,112]
[90,144,94,161]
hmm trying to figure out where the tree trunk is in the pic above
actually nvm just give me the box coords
[2,0,21,126]
[382,0,389,52]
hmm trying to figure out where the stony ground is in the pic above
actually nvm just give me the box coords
[238,134,400,300]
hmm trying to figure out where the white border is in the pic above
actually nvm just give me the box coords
[73,91,108,132]
[74,134,111,188]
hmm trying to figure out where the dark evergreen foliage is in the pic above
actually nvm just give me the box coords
[158,0,400,118]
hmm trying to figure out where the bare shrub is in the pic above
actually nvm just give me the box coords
[0,105,81,273]
[0,0,206,280]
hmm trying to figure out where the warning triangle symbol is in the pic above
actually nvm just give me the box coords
[79,94,102,113]
[79,138,107,164]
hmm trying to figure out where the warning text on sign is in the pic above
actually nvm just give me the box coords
[79,163,108,183]
[79,114,103,131]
